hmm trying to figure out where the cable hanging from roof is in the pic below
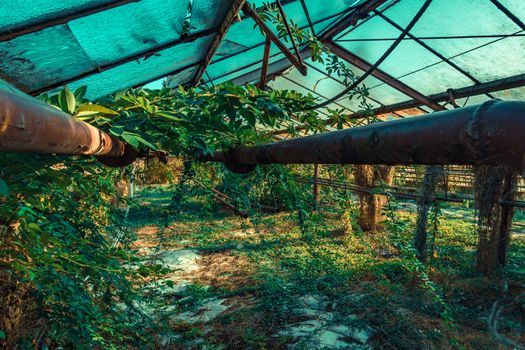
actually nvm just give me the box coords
[307,0,434,110]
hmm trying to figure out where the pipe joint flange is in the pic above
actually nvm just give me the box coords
[97,143,139,167]
[222,149,256,174]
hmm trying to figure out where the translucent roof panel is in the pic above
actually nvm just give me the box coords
[0,0,228,96]
[0,26,96,91]
[68,34,213,99]
[189,0,233,33]
[0,0,114,32]
[1,0,524,107]
[67,0,189,66]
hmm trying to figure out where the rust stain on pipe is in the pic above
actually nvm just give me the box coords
[211,101,525,175]
[0,84,126,158]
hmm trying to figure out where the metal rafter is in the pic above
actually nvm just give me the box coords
[201,4,369,86]
[489,0,525,31]
[325,40,444,111]
[299,0,315,35]
[242,2,307,75]
[272,73,525,135]
[0,0,140,42]
[335,33,525,42]
[319,0,387,41]
[275,0,303,64]
[374,10,495,99]
[304,61,409,118]
[191,0,246,86]
[281,76,355,114]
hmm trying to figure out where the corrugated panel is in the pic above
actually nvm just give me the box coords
[0,25,96,91]
[68,0,189,66]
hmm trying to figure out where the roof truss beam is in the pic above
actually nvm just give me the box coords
[324,40,444,111]
[191,0,246,86]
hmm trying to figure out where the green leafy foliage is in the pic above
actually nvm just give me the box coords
[1,81,324,348]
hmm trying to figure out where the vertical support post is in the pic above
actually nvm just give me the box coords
[313,164,320,208]
[497,172,515,266]
[259,37,272,87]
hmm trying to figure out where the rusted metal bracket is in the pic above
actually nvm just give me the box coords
[243,2,307,76]
[210,101,525,176]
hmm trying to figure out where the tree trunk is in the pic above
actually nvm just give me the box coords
[413,165,444,262]
[313,164,320,209]
[353,165,395,232]
[473,165,515,274]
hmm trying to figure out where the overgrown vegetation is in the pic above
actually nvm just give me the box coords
[1,5,524,349]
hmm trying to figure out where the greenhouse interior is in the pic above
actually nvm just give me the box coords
[1,0,525,349]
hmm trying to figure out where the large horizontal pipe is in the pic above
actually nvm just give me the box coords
[0,82,135,165]
[210,100,525,175]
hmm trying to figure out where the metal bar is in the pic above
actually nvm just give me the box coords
[242,2,307,75]
[29,28,216,96]
[210,101,525,176]
[299,0,315,35]
[201,6,357,86]
[191,0,246,86]
[489,0,525,31]
[375,11,494,99]
[0,0,140,42]
[335,33,525,42]
[272,73,525,136]
[259,38,272,87]
[347,73,525,119]
[304,61,410,118]
[319,0,387,41]
[132,60,203,89]
[230,47,312,85]
[0,82,129,160]
[276,0,303,64]
[325,40,444,111]
[297,177,525,208]
[281,76,356,113]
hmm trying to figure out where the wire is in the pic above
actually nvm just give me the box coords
[308,0,434,110]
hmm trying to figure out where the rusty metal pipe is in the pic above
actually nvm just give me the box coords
[211,100,525,175]
[0,82,132,164]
